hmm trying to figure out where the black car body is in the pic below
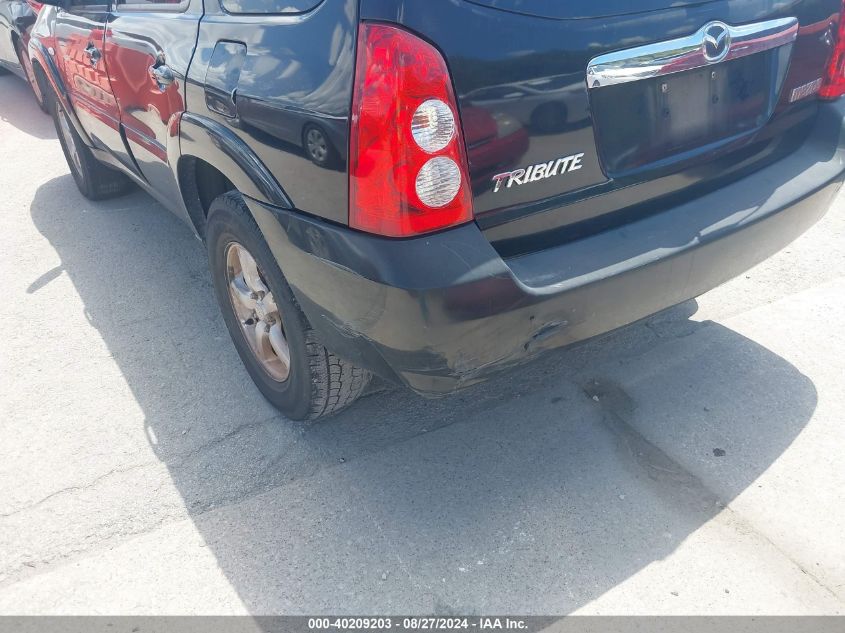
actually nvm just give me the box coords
[25,0,845,418]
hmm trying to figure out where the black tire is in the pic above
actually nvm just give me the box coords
[302,123,341,169]
[15,39,47,113]
[207,191,370,420]
[31,63,53,113]
[51,98,132,200]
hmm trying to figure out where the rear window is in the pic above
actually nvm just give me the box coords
[221,0,321,14]
[464,0,715,20]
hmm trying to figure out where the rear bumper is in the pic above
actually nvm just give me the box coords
[247,101,845,395]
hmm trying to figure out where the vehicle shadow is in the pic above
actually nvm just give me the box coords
[28,172,818,613]
[0,75,53,139]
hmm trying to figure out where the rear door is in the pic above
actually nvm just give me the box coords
[53,0,128,160]
[103,0,201,201]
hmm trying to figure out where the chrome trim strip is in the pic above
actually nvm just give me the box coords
[586,17,799,89]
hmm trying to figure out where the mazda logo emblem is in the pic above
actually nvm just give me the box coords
[702,22,732,63]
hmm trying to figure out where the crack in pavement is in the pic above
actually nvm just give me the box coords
[0,415,284,520]
[0,462,156,519]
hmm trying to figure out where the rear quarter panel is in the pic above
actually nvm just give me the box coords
[185,0,357,223]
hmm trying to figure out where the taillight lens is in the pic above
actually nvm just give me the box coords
[820,4,845,100]
[349,23,473,237]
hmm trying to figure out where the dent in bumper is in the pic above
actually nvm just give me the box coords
[247,102,845,395]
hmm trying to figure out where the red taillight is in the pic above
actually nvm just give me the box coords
[820,4,845,99]
[349,23,473,237]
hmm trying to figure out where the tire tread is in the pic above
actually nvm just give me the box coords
[52,99,132,201]
[209,192,370,421]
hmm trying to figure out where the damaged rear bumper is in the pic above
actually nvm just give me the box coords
[247,102,845,395]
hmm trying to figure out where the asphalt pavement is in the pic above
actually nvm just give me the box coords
[1,73,844,614]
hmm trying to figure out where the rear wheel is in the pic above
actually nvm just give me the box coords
[52,98,132,200]
[207,191,370,420]
[15,39,47,113]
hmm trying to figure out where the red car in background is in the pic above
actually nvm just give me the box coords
[0,0,47,111]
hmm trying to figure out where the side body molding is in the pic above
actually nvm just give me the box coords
[179,112,293,208]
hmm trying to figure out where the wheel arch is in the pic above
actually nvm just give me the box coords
[178,113,292,221]
[8,10,32,53]
[28,39,83,130]
[176,155,235,239]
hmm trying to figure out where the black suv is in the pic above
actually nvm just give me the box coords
[26,0,845,419]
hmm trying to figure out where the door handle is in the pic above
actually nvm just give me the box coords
[83,43,101,67]
[148,62,175,92]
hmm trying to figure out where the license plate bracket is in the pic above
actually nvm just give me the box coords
[590,49,786,176]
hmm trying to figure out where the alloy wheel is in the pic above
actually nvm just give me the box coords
[225,242,291,382]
